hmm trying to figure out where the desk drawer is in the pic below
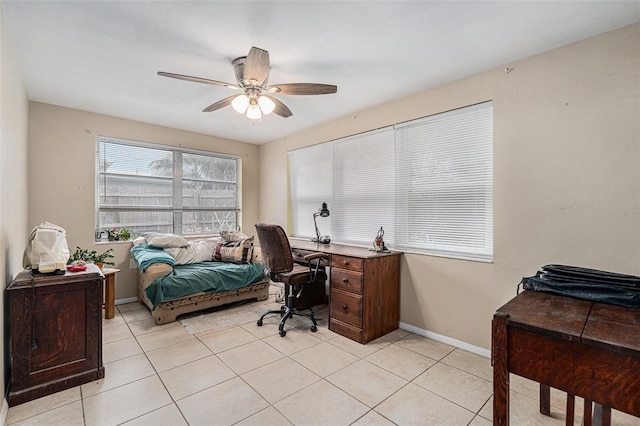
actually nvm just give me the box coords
[331,269,363,294]
[330,319,363,343]
[330,290,362,328]
[331,255,364,272]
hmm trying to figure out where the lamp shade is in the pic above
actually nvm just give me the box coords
[231,95,250,113]
[246,101,262,120]
[319,202,330,217]
[258,96,275,115]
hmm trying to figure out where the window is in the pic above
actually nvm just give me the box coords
[289,143,333,239]
[394,102,493,260]
[288,101,493,261]
[96,137,239,239]
[289,130,396,245]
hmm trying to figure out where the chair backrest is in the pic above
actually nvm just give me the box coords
[255,223,294,274]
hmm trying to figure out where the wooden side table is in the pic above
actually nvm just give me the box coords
[101,268,120,319]
[492,290,640,425]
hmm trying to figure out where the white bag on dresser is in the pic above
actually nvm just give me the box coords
[22,221,70,273]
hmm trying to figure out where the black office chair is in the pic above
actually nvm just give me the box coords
[255,223,327,337]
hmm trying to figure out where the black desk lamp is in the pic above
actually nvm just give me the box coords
[312,202,331,244]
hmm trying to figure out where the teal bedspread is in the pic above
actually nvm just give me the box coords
[144,261,266,309]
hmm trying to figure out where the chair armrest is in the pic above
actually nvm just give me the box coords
[304,253,328,282]
[304,252,328,262]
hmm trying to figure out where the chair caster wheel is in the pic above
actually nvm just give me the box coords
[257,319,263,327]
[310,326,317,332]
[279,330,287,337]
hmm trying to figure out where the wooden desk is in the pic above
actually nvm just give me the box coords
[492,290,640,425]
[101,267,120,319]
[290,240,401,344]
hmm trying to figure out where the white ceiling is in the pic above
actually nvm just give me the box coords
[3,1,640,145]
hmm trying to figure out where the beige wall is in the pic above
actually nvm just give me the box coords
[28,103,260,300]
[259,23,640,351]
[1,4,30,413]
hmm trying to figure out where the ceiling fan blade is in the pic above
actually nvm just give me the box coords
[263,95,292,118]
[268,83,337,95]
[202,95,238,112]
[244,47,270,86]
[158,72,240,89]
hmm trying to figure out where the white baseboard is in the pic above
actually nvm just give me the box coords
[399,321,491,359]
[115,297,138,305]
[1,398,8,426]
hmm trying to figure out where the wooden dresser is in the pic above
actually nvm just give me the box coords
[291,240,401,344]
[7,264,105,406]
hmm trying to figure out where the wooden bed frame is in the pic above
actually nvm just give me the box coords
[137,262,270,325]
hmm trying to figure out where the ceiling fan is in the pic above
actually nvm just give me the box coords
[158,46,337,120]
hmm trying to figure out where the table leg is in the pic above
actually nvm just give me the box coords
[593,403,611,426]
[601,405,611,426]
[584,399,593,426]
[492,312,510,426]
[540,384,551,416]
[104,274,115,319]
[566,394,575,426]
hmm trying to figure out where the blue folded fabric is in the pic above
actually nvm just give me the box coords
[130,243,176,272]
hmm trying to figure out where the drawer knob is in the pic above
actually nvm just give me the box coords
[342,278,348,283]
[342,260,348,265]
[342,303,348,310]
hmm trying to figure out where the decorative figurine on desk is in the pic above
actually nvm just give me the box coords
[371,227,390,252]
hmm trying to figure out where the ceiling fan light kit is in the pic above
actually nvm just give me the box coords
[257,96,275,115]
[158,46,337,121]
[231,95,250,113]
[246,100,262,120]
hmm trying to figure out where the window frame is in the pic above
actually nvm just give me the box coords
[95,136,240,240]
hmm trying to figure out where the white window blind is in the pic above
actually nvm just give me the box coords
[332,129,396,245]
[288,143,333,239]
[288,101,493,261]
[395,102,493,260]
[96,136,239,239]
[289,128,395,244]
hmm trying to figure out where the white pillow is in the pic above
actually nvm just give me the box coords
[145,233,190,248]
[164,239,217,265]
[132,236,146,246]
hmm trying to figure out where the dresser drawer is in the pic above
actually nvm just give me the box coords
[331,255,364,272]
[331,268,363,294]
[330,289,362,328]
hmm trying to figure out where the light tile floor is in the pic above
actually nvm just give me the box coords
[6,287,640,426]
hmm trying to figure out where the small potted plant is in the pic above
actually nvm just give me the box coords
[68,247,115,270]
[118,228,133,241]
[91,248,115,269]
[107,228,119,241]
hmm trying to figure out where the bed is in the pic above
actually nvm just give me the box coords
[131,235,270,325]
